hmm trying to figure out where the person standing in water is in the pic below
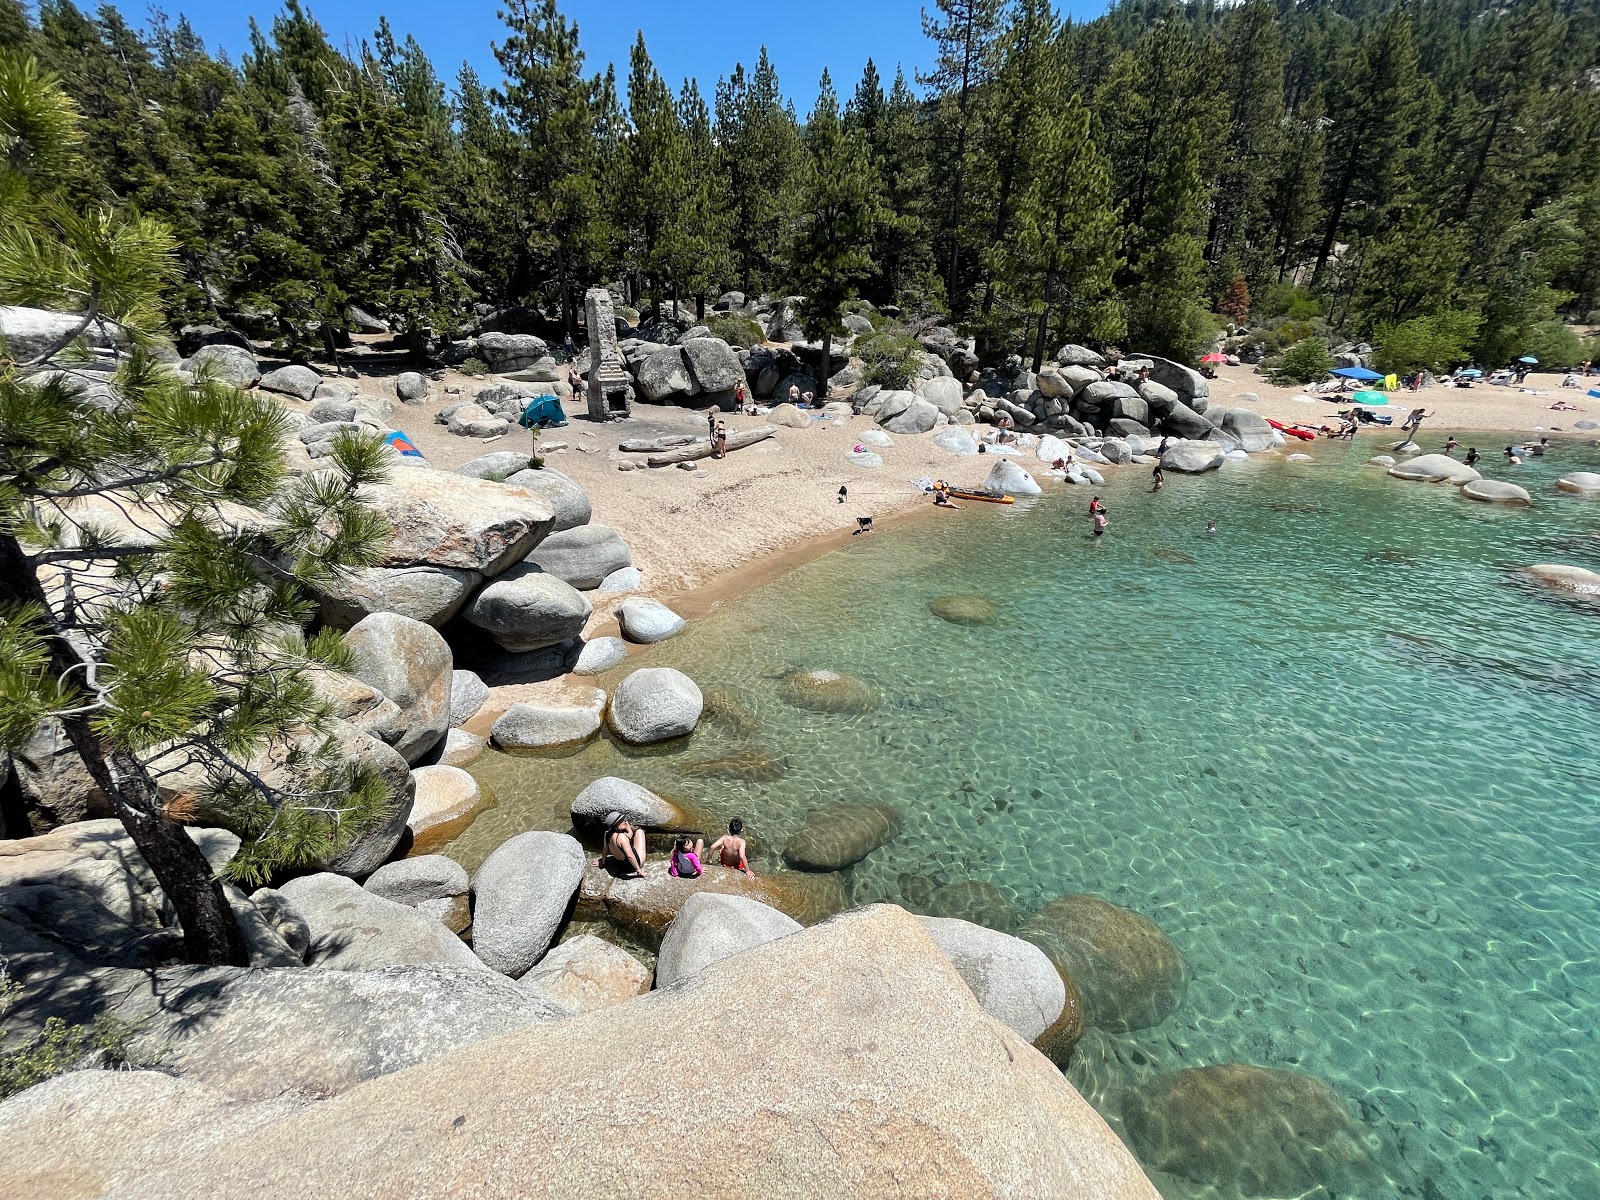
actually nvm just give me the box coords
[1151,464,1165,492]
[1092,509,1108,538]
[1443,435,1460,454]
[1465,447,1481,467]
[1206,520,1217,535]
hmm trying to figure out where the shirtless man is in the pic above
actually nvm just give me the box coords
[597,813,647,877]
[707,818,755,879]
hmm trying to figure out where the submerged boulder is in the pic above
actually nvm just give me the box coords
[1121,1064,1379,1197]
[1461,478,1531,504]
[782,802,903,871]
[778,669,878,713]
[924,879,1019,931]
[1556,471,1600,495]
[1018,894,1188,1032]
[929,594,996,625]
[1521,563,1600,600]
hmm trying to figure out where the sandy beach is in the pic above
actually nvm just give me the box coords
[284,349,1595,620]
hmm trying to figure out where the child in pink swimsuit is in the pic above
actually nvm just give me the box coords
[668,836,703,878]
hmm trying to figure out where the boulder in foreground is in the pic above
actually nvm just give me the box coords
[89,907,1159,1200]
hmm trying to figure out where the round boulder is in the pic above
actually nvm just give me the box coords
[570,776,684,830]
[517,934,651,1015]
[606,668,704,745]
[471,831,586,977]
[1368,455,1396,466]
[449,669,489,725]
[504,467,592,532]
[396,371,429,403]
[782,802,902,871]
[984,459,1041,496]
[491,690,607,751]
[363,854,469,908]
[1387,453,1480,483]
[523,524,632,590]
[1018,894,1189,1032]
[617,597,686,644]
[1122,1064,1379,1196]
[462,565,592,653]
[1461,478,1531,505]
[655,892,802,987]
[767,402,811,429]
[437,728,486,768]
[778,669,877,714]
[924,879,1018,931]
[1521,563,1600,599]
[932,428,979,455]
[1161,441,1224,474]
[187,343,260,388]
[929,595,996,626]
[572,637,627,676]
[258,364,321,401]
[917,916,1066,1044]
[1556,471,1600,495]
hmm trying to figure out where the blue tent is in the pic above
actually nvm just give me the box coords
[1330,366,1384,381]
[518,396,568,429]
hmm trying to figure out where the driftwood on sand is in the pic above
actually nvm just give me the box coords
[645,426,777,467]
[618,434,699,452]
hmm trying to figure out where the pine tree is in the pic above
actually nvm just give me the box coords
[447,63,517,305]
[1206,0,1286,294]
[1001,92,1123,370]
[1125,117,1211,361]
[920,0,1006,314]
[492,0,599,337]
[715,49,802,296]
[844,58,885,139]
[672,78,733,317]
[0,50,391,964]
[863,68,936,308]
[624,33,689,316]
[1267,87,1326,281]
[787,71,878,399]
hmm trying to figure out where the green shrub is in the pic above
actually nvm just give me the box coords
[458,356,489,377]
[855,330,923,390]
[702,312,764,348]
[1521,321,1585,369]
[1265,337,1335,385]
[1372,311,1482,375]
[0,974,141,1100]
[1255,282,1323,323]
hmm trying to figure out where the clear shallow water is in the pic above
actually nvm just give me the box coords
[455,437,1600,1199]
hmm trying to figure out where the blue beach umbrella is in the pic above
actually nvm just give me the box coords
[1518,356,1539,364]
[1330,366,1384,381]
[1458,369,1483,378]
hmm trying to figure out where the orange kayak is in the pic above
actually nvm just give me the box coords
[945,489,1016,505]
[1266,418,1316,441]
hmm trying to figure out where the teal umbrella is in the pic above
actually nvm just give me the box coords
[1352,389,1389,405]
[1518,356,1539,364]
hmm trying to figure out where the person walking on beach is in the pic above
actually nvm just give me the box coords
[714,420,728,459]
[1465,447,1481,468]
[1151,464,1165,492]
[837,485,848,503]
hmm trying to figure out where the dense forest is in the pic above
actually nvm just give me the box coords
[3,0,1598,370]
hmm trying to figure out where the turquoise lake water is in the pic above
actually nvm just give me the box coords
[457,436,1600,1199]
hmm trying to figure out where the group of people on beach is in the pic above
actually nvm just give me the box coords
[705,411,729,458]
[596,813,754,880]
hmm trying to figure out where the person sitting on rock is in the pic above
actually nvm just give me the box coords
[598,813,647,877]
[668,835,704,879]
[708,818,754,879]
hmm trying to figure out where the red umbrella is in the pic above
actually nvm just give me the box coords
[1200,353,1227,364]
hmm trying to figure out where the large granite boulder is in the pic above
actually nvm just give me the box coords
[1161,440,1224,474]
[277,873,486,972]
[1521,563,1600,599]
[503,466,591,531]
[187,343,261,388]
[449,669,489,724]
[778,668,877,713]
[490,688,607,751]
[883,397,939,435]
[318,564,482,629]
[617,596,686,643]
[471,831,587,977]
[517,933,651,1015]
[291,720,416,877]
[1056,343,1105,367]
[783,802,903,871]
[405,765,486,853]
[1,304,125,361]
[523,523,632,590]
[99,907,1160,1199]
[341,612,453,763]
[462,564,592,652]
[606,667,703,744]
[363,854,469,908]
[360,468,555,575]
[1161,401,1215,440]
[1387,453,1480,484]
[477,332,548,373]
[655,892,801,987]
[1556,471,1600,495]
[445,402,508,438]
[635,345,694,401]
[3,717,109,834]
[917,915,1067,1044]
[258,363,321,400]
[113,963,564,1102]
[1219,407,1274,452]
[917,376,966,416]
[1121,1064,1379,1196]
[985,459,1042,496]
[571,776,684,829]
[396,371,429,402]
[680,336,743,394]
[1133,352,1208,401]
[1136,379,1179,416]
[1018,894,1188,1032]
[1079,380,1139,410]
[456,450,536,480]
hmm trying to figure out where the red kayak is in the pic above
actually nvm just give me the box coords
[1266,418,1316,442]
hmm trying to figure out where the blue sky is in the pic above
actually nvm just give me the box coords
[176,0,1107,107]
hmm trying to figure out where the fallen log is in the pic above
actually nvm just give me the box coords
[646,425,777,467]
[618,434,700,453]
